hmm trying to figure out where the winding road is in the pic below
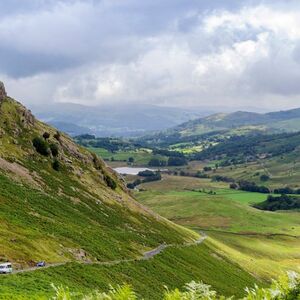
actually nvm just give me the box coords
[9,232,207,275]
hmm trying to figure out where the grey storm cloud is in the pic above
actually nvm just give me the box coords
[1,0,300,110]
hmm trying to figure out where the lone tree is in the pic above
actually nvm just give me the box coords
[128,157,134,164]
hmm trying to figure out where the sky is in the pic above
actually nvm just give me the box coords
[1,0,300,111]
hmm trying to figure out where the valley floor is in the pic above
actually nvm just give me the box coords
[135,175,300,281]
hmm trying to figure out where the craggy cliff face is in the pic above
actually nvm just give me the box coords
[0,81,7,101]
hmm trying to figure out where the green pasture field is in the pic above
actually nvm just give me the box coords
[208,232,300,279]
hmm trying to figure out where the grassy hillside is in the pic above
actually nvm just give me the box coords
[0,93,264,299]
[0,95,198,268]
[205,146,300,189]
[0,242,259,300]
[167,107,300,139]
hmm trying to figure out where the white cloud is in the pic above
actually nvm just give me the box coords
[2,1,300,110]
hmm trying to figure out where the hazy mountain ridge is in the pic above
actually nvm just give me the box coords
[165,108,300,140]
[175,108,300,136]
[32,103,211,137]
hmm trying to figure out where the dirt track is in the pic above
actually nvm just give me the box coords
[8,232,207,275]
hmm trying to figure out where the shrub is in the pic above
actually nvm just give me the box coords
[104,175,117,190]
[43,132,50,140]
[54,131,61,141]
[52,159,60,171]
[32,137,49,156]
[195,171,209,178]
[203,166,212,172]
[260,174,270,182]
[230,183,238,189]
[211,175,234,183]
[167,156,187,166]
[50,143,59,157]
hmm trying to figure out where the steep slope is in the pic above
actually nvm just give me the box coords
[0,83,198,268]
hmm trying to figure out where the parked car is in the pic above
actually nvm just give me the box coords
[0,263,13,274]
[36,261,46,267]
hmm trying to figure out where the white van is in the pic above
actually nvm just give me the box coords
[0,263,12,274]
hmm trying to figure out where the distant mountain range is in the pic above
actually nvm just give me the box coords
[31,102,300,139]
[169,107,300,137]
[31,103,212,137]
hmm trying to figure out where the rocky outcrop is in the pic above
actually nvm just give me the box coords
[0,81,7,101]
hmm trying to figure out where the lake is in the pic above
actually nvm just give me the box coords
[114,167,157,175]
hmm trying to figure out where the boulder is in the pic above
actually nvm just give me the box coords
[0,81,7,101]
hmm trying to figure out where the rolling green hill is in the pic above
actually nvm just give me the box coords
[0,91,200,266]
[172,107,300,138]
[137,107,300,151]
[0,84,262,298]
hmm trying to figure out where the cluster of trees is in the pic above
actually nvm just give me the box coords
[195,171,210,178]
[148,156,187,167]
[274,187,300,195]
[137,170,157,177]
[228,179,300,196]
[152,149,185,158]
[167,156,187,166]
[52,271,300,300]
[148,158,167,167]
[176,170,208,178]
[211,175,235,183]
[32,131,61,171]
[230,180,270,194]
[255,194,300,211]
[127,171,161,189]
[76,135,140,153]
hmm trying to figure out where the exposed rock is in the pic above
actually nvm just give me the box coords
[0,81,7,101]
[20,108,35,127]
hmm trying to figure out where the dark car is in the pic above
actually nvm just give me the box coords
[36,261,46,267]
